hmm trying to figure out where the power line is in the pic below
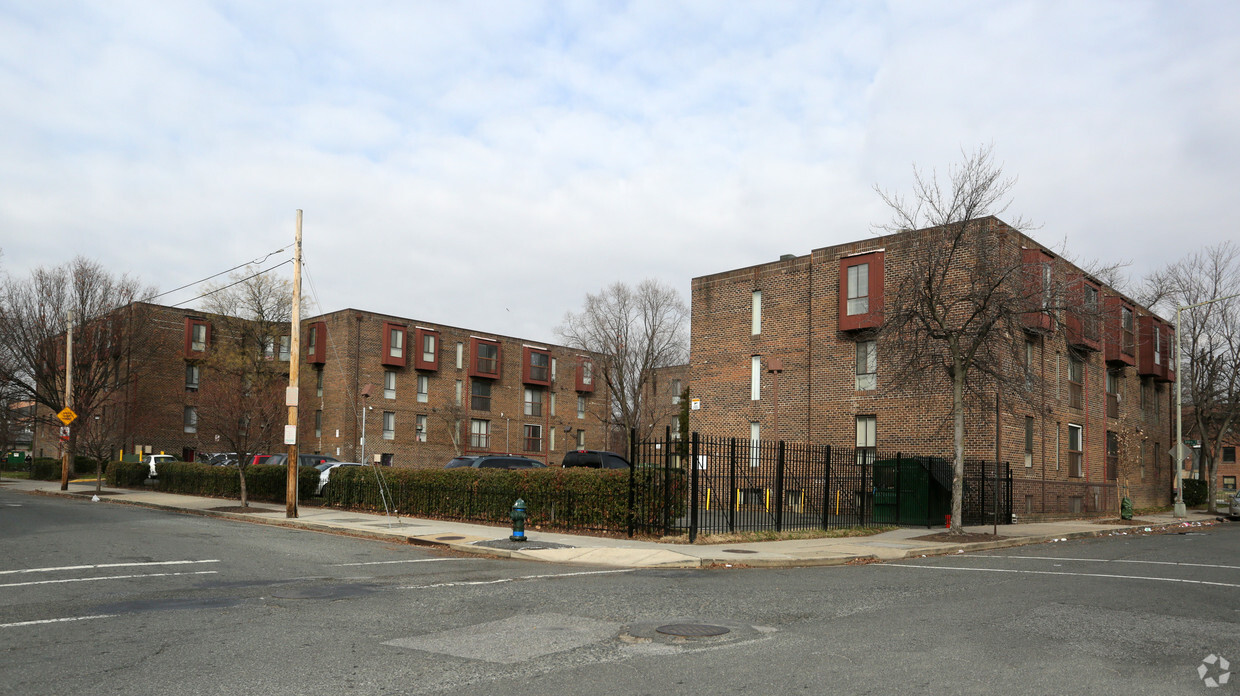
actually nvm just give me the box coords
[169,259,294,308]
[150,247,289,303]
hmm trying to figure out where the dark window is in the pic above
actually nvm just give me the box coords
[471,380,491,411]
[1223,447,1236,463]
[524,424,542,452]
[1106,431,1119,480]
[1068,424,1083,477]
[1106,370,1119,418]
[1068,355,1084,410]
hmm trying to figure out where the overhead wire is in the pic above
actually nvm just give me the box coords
[169,259,293,308]
[150,247,289,303]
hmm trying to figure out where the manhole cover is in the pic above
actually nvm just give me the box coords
[437,535,465,541]
[655,623,730,637]
[723,549,757,554]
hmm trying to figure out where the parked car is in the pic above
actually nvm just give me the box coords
[443,455,546,470]
[205,453,238,466]
[443,456,480,469]
[143,454,179,478]
[317,462,365,494]
[250,453,339,469]
[561,450,632,470]
[1229,491,1240,520]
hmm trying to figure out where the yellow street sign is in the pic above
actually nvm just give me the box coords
[57,408,77,426]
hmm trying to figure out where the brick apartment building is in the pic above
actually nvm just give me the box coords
[35,303,612,468]
[687,217,1177,514]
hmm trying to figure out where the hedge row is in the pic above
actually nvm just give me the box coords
[1182,479,1208,507]
[27,456,110,480]
[321,466,687,532]
[105,461,318,503]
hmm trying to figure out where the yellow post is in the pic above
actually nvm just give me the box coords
[705,488,711,511]
[764,489,770,511]
[835,489,841,516]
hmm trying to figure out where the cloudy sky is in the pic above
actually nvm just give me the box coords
[2,1,1237,344]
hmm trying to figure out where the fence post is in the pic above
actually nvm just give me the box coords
[690,432,700,543]
[627,428,637,538]
[774,440,785,532]
[728,437,736,533]
[860,450,868,526]
[895,452,902,526]
[1006,462,1013,524]
[663,425,672,535]
[820,445,832,530]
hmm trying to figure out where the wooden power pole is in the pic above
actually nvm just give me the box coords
[60,309,74,491]
[285,210,303,518]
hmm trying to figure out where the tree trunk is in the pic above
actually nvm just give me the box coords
[239,467,249,508]
[951,359,966,534]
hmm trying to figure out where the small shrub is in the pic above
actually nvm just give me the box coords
[1182,479,1208,507]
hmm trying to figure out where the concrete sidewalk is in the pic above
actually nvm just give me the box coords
[2,476,1226,568]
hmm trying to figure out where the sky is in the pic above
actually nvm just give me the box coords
[2,1,1238,344]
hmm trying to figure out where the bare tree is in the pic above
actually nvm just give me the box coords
[558,279,689,446]
[0,257,156,489]
[195,267,293,507]
[431,403,467,457]
[875,144,1068,533]
[1146,242,1240,513]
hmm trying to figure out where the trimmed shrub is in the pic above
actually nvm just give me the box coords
[153,462,318,503]
[1182,478,1209,507]
[321,466,687,532]
[108,461,149,488]
[29,458,64,480]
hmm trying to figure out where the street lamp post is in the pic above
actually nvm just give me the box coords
[1173,291,1240,518]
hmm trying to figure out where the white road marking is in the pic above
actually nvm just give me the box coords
[332,558,480,567]
[977,555,1240,571]
[0,614,118,629]
[0,570,219,589]
[0,559,220,576]
[402,568,636,589]
[885,563,1240,588]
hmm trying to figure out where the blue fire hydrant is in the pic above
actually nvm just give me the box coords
[509,498,528,542]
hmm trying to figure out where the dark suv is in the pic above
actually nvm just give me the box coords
[251,453,339,468]
[561,450,632,470]
[444,455,546,470]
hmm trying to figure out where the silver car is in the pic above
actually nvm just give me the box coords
[1229,491,1240,520]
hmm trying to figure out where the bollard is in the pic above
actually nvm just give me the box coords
[509,498,528,542]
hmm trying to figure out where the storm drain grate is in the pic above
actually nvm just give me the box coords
[436,535,466,541]
[723,549,757,554]
[655,623,730,638]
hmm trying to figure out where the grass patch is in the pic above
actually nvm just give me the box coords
[661,526,898,544]
[0,470,30,480]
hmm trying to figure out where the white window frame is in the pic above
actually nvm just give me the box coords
[455,342,464,369]
[314,409,322,438]
[856,415,876,464]
[389,328,404,359]
[417,375,429,403]
[454,379,462,406]
[751,355,761,401]
[422,333,436,364]
[751,290,762,335]
[855,340,876,391]
[415,414,427,443]
[549,392,557,417]
[384,369,396,400]
[185,364,199,391]
[577,395,586,420]
[749,422,760,468]
[470,419,490,448]
[191,323,207,352]
[383,411,395,440]
[847,263,869,316]
[183,406,197,434]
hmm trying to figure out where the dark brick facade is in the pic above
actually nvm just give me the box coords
[689,218,1177,513]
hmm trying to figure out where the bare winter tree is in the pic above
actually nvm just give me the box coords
[874,144,1080,534]
[195,267,294,507]
[558,279,689,446]
[431,403,467,457]
[1145,242,1240,513]
[0,256,156,489]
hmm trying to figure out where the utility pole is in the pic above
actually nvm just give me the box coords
[285,210,303,518]
[60,309,74,491]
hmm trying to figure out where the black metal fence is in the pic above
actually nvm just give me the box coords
[631,433,1013,541]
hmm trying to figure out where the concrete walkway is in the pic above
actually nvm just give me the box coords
[3,476,1227,569]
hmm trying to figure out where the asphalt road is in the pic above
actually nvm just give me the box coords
[2,486,1238,695]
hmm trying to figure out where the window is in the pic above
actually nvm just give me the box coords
[1106,370,1119,418]
[415,415,427,443]
[1222,476,1236,492]
[1141,378,1152,415]
[526,349,550,383]
[278,335,290,362]
[307,325,318,355]
[671,378,682,404]
[855,340,876,391]
[456,342,464,369]
[549,392,557,417]
[549,426,556,451]
[476,342,498,375]
[749,422,760,468]
[577,395,586,419]
[1153,326,1161,365]
[576,429,585,449]
[752,290,762,335]
[1121,306,1135,353]
[1024,339,1035,389]
[1141,440,1148,481]
[524,424,543,452]
[422,333,436,364]
[454,379,462,406]
[417,375,429,403]
[471,380,491,411]
[1106,430,1119,480]
[1223,447,1236,463]
[551,357,557,382]
[524,388,543,417]
[185,364,199,391]
[470,419,490,448]
[384,369,396,399]
[314,410,322,438]
[751,355,761,401]
[316,367,323,397]
[846,264,869,316]
[191,323,207,352]
[856,415,876,465]
[382,412,395,440]
[183,406,197,434]
[389,328,404,359]
[1068,424,1083,477]
[1083,284,1099,338]
[1068,355,1084,409]
[1024,416,1034,468]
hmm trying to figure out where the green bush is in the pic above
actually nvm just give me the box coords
[29,458,64,480]
[1182,479,1209,507]
[153,462,318,503]
[321,465,687,532]
[107,461,149,488]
